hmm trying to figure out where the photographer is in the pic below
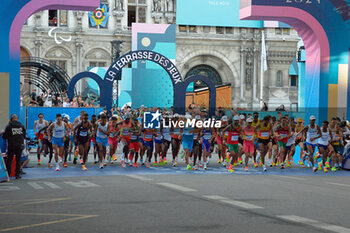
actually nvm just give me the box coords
[2,114,26,179]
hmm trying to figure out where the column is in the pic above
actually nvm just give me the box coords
[75,39,83,95]
[253,49,258,103]
[240,47,245,101]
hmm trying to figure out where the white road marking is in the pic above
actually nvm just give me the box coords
[277,215,350,233]
[325,182,350,188]
[202,195,227,200]
[0,186,20,191]
[157,183,197,192]
[64,181,99,188]
[126,175,153,181]
[271,175,305,180]
[220,199,264,209]
[27,182,61,190]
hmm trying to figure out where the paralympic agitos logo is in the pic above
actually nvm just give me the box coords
[143,111,222,129]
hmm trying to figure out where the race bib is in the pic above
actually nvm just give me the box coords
[231,135,239,141]
[280,133,287,138]
[122,129,130,135]
[145,133,153,139]
[246,135,253,140]
[261,132,269,138]
[131,134,137,140]
[79,131,88,137]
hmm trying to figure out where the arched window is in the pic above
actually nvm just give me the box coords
[185,65,222,89]
[276,71,283,87]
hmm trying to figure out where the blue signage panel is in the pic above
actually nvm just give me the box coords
[177,0,263,27]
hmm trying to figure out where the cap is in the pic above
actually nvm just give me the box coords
[185,114,191,120]
[297,118,303,123]
[246,117,253,123]
[310,115,316,120]
[62,114,70,121]
[240,115,245,120]
[233,115,240,121]
[221,116,228,121]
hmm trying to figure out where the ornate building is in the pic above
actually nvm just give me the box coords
[20,0,299,110]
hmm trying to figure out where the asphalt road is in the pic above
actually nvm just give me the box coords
[1,171,350,233]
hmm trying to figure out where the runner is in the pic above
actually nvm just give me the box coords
[170,114,182,167]
[34,113,48,165]
[302,115,322,172]
[285,118,298,168]
[317,121,332,173]
[47,114,69,171]
[154,127,163,166]
[200,123,216,170]
[242,117,255,171]
[275,117,290,169]
[62,114,71,167]
[251,112,261,168]
[295,118,305,165]
[192,116,202,170]
[255,116,273,172]
[108,115,119,164]
[223,115,242,173]
[143,127,155,168]
[119,113,132,168]
[96,114,109,169]
[217,116,229,167]
[329,117,343,171]
[129,117,141,167]
[37,121,54,167]
[71,110,86,164]
[89,115,98,164]
[161,114,172,165]
[74,113,92,170]
[181,115,198,170]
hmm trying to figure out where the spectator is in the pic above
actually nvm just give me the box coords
[275,104,286,112]
[70,96,78,107]
[63,97,70,107]
[2,114,26,179]
[37,93,44,106]
[44,89,53,107]
[30,89,38,106]
[261,101,269,112]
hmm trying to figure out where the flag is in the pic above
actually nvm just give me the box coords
[262,30,267,71]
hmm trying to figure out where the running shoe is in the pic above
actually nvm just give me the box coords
[331,166,337,172]
[164,158,168,164]
[298,160,304,165]
[287,161,291,167]
[38,160,41,165]
[226,154,230,163]
[154,161,158,166]
[276,160,280,166]
[313,167,317,173]
[63,162,68,168]
[159,159,164,166]
[217,159,221,164]
[324,167,328,173]
[228,164,234,173]
[55,164,60,171]
[199,161,203,168]
[112,155,117,161]
[318,162,322,171]
[140,158,145,166]
[325,161,330,168]
[99,163,104,169]
[134,162,138,168]
[187,164,192,170]
[82,165,87,171]
[73,158,77,165]
[121,161,126,168]
[94,159,98,164]
[254,162,258,168]
[221,162,227,168]
[259,158,263,167]
[272,162,276,167]
[103,162,107,167]
[263,165,267,172]
[180,150,185,159]
[146,162,150,168]
[192,165,198,171]
[172,161,176,167]
[238,158,242,164]
[233,162,237,167]
[48,163,53,168]
[204,163,207,170]
[280,163,285,169]
[245,166,248,171]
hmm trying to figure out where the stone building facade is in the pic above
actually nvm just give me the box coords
[20,0,299,110]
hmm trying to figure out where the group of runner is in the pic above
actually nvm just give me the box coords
[33,109,349,173]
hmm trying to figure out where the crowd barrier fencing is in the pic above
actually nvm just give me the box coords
[20,107,104,130]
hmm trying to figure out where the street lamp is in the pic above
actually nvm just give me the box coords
[111,40,124,108]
